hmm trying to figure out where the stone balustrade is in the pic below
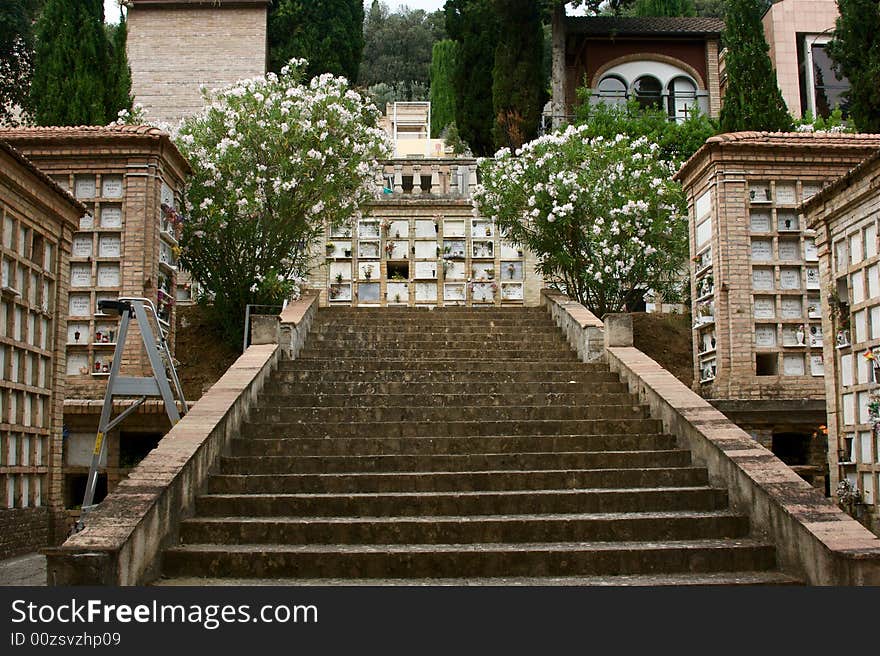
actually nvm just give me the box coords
[378,159,478,198]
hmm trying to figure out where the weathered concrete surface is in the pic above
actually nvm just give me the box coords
[44,344,281,585]
[279,292,319,359]
[542,290,604,362]
[603,314,634,348]
[0,553,47,586]
[545,293,880,584]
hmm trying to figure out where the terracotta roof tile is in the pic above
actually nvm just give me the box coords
[801,149,880,213]
[675,131,880,181]
[566,16,724,36]
[0,140,86,215]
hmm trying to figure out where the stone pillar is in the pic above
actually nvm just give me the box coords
[467,165,477,197]
[450,166,459,196]
[430,165,440,194]
[412,164,422,196]
[603,314,633,348]
[393,164,403,194]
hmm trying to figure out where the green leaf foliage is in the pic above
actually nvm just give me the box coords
[30,0,121,126]
[474,127,688,316]
[430,39,458,135]
[827,0,880,133]
[176,62,391,346]
[0,0,36,125]
[445,0,499,156]
[360,1,445,96]
[105,15,133,123]
[574,92,717,164]
[719,0,793,133]
[268,0,365,82]
[492,0,546,150]
[632,0,696,16]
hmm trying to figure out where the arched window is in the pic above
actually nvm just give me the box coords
[596,75,628,107]
[633,75,662,110]
[668,76,698,122]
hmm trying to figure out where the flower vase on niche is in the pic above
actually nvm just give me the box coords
[796,326,805,346]
[74,330,81,343]
[102,363,109,373]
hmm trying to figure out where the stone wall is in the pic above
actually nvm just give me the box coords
[128,3,269,125]
[0,507,51,559]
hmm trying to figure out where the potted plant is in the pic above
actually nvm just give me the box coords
[335,273,343,284]
[507,263,516,279]
[363,264,374,281]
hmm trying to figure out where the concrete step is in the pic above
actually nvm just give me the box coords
[275,371,621,385]
[239,418,664,438]
[260,381,631,396]
[219,449,692,475]
[178,511,751,545]
[279,359,593,372]
[196,484,727,517]
[311,325,563,336]
[252,404,649,424]
[296,348,580,361]
[301,346,581,368]
[155,571,802,586]
[205,470,714,496]
[162,539,778,579]
[256,391,638,408]
[309,334,570,346]
[228,433,678,457]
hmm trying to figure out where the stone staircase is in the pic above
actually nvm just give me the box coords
[157,307,798,585]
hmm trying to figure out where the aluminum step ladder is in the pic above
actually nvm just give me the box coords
[75,297,187,532]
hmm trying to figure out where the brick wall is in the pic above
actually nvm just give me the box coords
[0,507,51,559]
[128,6,268,125]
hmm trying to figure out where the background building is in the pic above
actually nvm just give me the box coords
[762,0,847,120]
[675,132,880,490]
[552,16,724,124]
[0,125,190,523]
[0,141,82,557]
[127,0,270,125]
[804,149,880,534]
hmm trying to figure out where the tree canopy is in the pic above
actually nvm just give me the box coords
[492,0,546,150]
[268,0,365,82]
[445,0,499,156]
[429,39,458,135]
[719,0,792,133]
[177,62,391,345]
[827,0,880,133]
[30,0,130,126]
[359,1,446,100]
[0,0,39,125]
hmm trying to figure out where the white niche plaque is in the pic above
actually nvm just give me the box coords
[752,268,774,290]
[70,264,91,287]
[100,205,122,228]
[97,264,120,288]
[754,297,775,319]
[781,297,803,319]
[751,240,772,261]
[101,176,124,198]
[98,234,121,258]
[779,268,801,290]
[72,235,92,258]
[755,325,777,348]
[68,294,90,317]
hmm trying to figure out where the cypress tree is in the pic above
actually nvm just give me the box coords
[268,0,365,82]
[0,0,36,125]
[106,13,133,123]
[429,39,458,135]
[719,0,793,133]
[445,0,499,156]
[633,0,696,16]
[31,0,113,126]
[492,0,545,150]
[827,0,880,133]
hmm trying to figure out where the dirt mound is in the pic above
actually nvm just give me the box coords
[174,304,241,402]
[631,312,694,387]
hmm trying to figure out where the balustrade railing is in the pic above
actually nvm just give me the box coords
[378,159,478,198]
